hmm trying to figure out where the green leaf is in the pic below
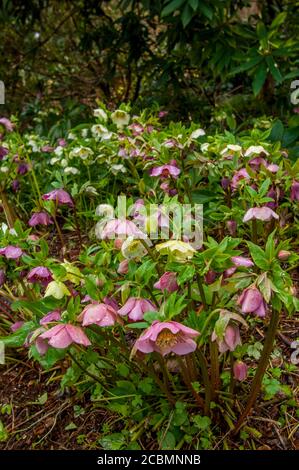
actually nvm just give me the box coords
[252,61,267,96]
[270,12,287,30]
[181,3,193,28]
[128,321,149,329]
[160,431,176,450]
[268,120,284,142]
[266,56,283,83]
[99,433,125,450]
[0,321,35,347]
[247,242,270,270]
[230,56,263,76]
[198,1,213,19]
[177,264,195,284]
[188,0,198,11]
[161,0,185,17]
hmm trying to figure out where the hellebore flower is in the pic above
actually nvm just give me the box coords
[231,168,250,190]
[150,161,181,179]
[12,180,20,192]
[10,321,25,332]
[233,361,248,381]
[38,324,91,353]
[278,250,291,261]
[160,182,177,196]
[226,220,237,236]
[42,189,73,206]
[40,311,61,325]
[93,108,108,122]
[238,286,267,317]
[290,181,299,202]
[190,128,205,139]
[212,325,241,353]
[78,303,118,327]
[231,256,254,267]
[118,297,157,322]
[29,211,53,226]
[121,236,149,259]
[154,272,178,293]
[244,145,269,157]
[27,266,53,285]
[117,259,129,274]
[243,206,279,222]
[103,296,119,311]
[101,219,144,240]
[0,146,9,159]
[156,240,196,262]
[0,117,13,132]
[133,320,199,356]
[0,245,23,259]
[44,281,70,299]
[111,110,130,128]
[17,163,29,175]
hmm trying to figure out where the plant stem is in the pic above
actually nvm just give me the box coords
[233,309,280,434]
[139,238,162,276]
[196,350,212,416]
[52,212,66,255]
[252,219,257,244]
[177,356,204,409]
[229,352,235,395]
[72,202,83,249]
[0,189,17,228]
[196,273,207,309]
[209,339,220,401]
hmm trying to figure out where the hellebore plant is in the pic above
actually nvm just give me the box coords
[0,108,298,448]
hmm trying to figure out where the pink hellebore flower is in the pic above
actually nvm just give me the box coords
[243,206,279,222]
[0,246,23,259]
[118,259,129,275]
[150,161,181,179]
[238,287,267,317]
[103,296,119,311]
[154,272,178,293]
[29,211,53,226]
[290,181,299,202]
[78,303,118,327]
[42,189,73,207]
[231,168,250,190]
[10,321,25,332]
[38,324,91,353]
[233,361,248,381]
[102,218,143,239]
[118,297,157,322]
[40,311,61,325]
[231,256,254,267]
[212,325,241,353]
[0,117,14,132]
[134,320,199,356]
[27,266,53,285]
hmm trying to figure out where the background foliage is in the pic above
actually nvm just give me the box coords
[1,0,299,133]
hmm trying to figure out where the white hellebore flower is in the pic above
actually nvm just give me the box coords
[121,236,149,260]
[69,146,94,160]
[244,145,269,157]
[64,166,79,175]
[93,108,108,122]
[54,145,64,156]
[50,157,60,165]
[190,128,205,139]
[110,164,127,175]
[111,110,130,129]
[91,124,112,140]
[220,144,242,155]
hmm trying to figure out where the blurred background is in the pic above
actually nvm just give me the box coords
[0,0,299,136]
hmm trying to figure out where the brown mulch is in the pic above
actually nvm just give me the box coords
[0,356,113,450]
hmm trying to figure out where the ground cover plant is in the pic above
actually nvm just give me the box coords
[0,107,298,450]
